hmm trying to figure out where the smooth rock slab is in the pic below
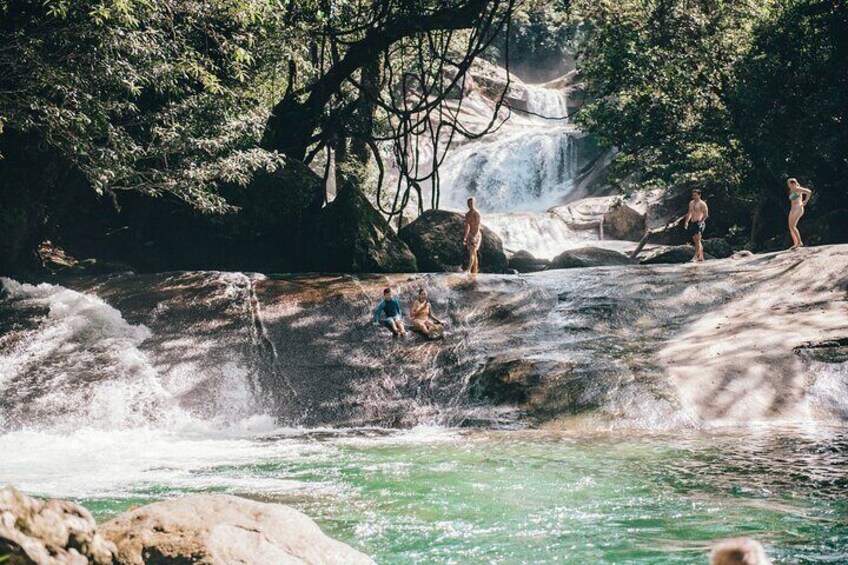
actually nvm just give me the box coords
[639,245,715,264]
[100,494,374,565]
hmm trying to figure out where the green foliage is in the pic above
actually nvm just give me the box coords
[730,0,848,207]
[574,0,771,189]
[573,0,847,236]
[0,0,285,211]
[489,0,577,77]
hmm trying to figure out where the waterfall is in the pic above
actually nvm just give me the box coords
[525,85,569,119]
[434,77,594,258]
[482,212,595,258]
[440,127,578,213]
[0,274,273,432]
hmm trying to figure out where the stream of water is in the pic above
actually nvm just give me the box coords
[1,425,846,564]
[2,266,848,564]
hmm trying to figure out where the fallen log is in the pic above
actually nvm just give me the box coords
[629,215,686,261]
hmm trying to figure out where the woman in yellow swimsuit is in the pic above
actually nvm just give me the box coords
[787,178,812,249]
[410,289,443,338]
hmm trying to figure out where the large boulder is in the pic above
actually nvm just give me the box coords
[311,179,418,273]
[702,238,734,259]
[603,200,646,241]
[399,210,508,273]
[0,486,117,565]
[550,247,631,269]
[508,250,550,273]
[100,494,374,565]
[640,245,715,264]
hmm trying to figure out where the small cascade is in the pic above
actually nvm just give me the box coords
[483,212,595,258]
[525,85,569,119]
[0,274,274,433]
[440,128,578,213]
[0,278,181,431]
[432,71,599,259]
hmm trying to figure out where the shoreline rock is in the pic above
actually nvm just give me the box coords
[0,488,372,565]
[0,486,116,565]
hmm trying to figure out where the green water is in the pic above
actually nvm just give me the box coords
[67,426,848,564]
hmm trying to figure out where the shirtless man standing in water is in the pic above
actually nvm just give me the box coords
[463,197,482,274]
[684,189,709,262]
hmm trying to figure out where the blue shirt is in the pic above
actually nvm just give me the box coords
[373,298,402,322]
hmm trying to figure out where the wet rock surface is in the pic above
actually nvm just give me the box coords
[551,247,631,269]
[2,246,847,430]
[640,245,714,264]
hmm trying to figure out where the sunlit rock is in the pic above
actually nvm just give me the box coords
[101,495,373,565]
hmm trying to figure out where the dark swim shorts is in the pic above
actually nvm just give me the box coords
[686,221,706,238]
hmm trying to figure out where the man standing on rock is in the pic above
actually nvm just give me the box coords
[684,189,709,262]
[463,197,482,274]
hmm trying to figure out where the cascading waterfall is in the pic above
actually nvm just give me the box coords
[436,80,594,258]
[525,86,570,119]
[440,127,577,213]
[0,275,274,433]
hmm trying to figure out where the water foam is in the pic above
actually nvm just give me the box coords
[440,127,578,213]
[0,277,268,433]
[525,84,569,119]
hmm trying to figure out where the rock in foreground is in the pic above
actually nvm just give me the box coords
[0,486,116,565]
[101,494,374,565]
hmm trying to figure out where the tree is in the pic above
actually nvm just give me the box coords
[572,0,776,235]
[260,0,518,218]
[729,0,848,245]
[0,0,285,211]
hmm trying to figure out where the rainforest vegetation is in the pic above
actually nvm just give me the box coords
[0,0,845,273]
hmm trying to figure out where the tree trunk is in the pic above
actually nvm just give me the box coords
[261,0,490,160]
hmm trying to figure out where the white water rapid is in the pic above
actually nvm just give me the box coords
[435,76,604,259]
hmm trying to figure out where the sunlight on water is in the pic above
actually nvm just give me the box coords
[3,425,846,564]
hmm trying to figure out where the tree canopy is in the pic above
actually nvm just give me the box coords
[0,0,291,211]
[572,0,847,243]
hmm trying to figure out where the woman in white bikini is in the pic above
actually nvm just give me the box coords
[787,178,812,249]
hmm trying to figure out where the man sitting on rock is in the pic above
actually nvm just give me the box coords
[463,197,482,274]
[684,188,710,262]
[373,287,406,337]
